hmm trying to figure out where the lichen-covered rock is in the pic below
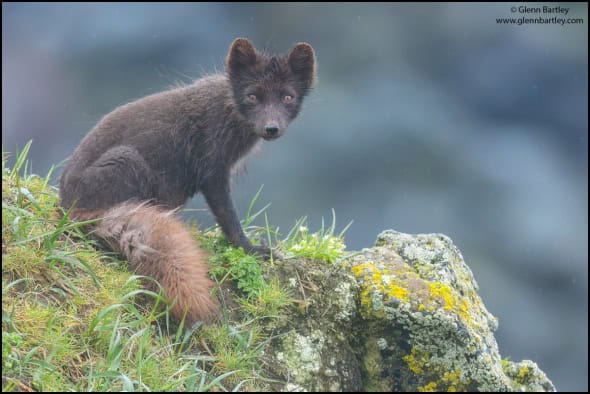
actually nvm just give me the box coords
[261,230,556,392]
[502,359,556,392]
[261,258,362,391]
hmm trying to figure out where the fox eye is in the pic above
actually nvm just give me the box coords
[247,94,257,102]
[282,95,294,104]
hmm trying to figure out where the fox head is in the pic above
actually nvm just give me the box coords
[226,38,316,141]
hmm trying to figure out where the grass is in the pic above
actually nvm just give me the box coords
[236,184,352,264]
[2,141,351,391]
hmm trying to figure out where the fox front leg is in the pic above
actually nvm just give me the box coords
[201,174,273,259]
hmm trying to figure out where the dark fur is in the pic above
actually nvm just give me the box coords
[59,38,316,324]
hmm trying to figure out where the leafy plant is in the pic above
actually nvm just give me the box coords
[283,209,352,263]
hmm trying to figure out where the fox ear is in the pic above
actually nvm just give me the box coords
[226,38,257,75]
[288,42,316,88]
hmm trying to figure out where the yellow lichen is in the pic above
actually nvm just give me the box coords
[402,348,430,374]
[429,282,455,310]
[386,282,409,302]
[350,261,384,280]
[517,366,530,380]
[428,282,473,326]
[440,369,468,391]
[351,262,381,313]
[351,261,411,316]
[350,257,480,332]
[418,381,438,392]
[442,369,462,385]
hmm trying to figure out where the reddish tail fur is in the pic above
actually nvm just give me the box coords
[74,202,219,324]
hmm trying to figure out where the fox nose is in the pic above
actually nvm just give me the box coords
[265,125,280,136]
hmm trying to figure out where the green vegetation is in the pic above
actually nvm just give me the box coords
[202,185,350,321]
[282,212,351,263]
[2,142,350,391]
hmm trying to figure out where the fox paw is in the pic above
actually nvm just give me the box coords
[248,238,284,260]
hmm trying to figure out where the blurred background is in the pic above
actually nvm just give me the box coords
[2,3,587,390]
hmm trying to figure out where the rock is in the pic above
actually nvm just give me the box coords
[262,230,556,392]
[261,256,362,391]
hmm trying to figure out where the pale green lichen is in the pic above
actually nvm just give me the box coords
[332,280,357,322]
[376,337,388,350]
[277,330,323,380]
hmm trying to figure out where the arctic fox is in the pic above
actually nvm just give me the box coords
[59,38,316,323]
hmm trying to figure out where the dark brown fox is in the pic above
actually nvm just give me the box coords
[59,38,316,324]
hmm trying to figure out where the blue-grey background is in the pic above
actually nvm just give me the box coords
[2,3,587,391]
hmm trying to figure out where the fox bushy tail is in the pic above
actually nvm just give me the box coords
[76,201,219,324]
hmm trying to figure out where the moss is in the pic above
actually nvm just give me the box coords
[361,337,392,392]
[4,145,284,391]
